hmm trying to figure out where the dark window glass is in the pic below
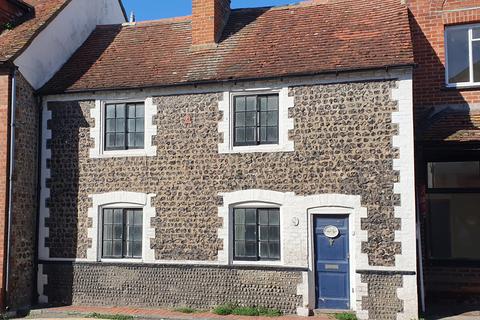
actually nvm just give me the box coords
[105,103,144,151]
[233,95,279,146]
[428,161,480,189]
[446,28,470,83]
[234,208,280,261]
[102,208,142,259]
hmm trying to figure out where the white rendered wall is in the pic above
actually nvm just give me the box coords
[14,0,125,89]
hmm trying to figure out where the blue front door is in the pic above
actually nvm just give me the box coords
[314,215,350,310]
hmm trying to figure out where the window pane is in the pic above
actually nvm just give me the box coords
[103,224,113,240]
[235,128,245,143]
[106,119,116,133]
[133,241,142,257]
[113,224,123,239]
[269,210,280,225]
[245,209,256,223]
[473,41,480,82]
[106,105,116,118]
[134,210,143,225]
[260,127,267,142]
[128,104,136,118]
[104,209,113,223]
[115,133,125,147]
[269,242,280,259]
[259,242,269,258]
[473,28,480,39]
[267,127,278,142]
[269,226,280,240]
[259,226,269,241]
[235,241,246,256]
[268,95,279,111]
[235,113,245,127]
[258,210,269,225]
[245,112,256,126]
[116,104,126,118]
[103,241,112,257]
[116,118,125,132]
[106,133,115,148]
[246,96,256,111]
[428,193,480,260]
[234,209,245,223]
[133,226,142,241]
[126,210,135,225]
[259,96,268,111]
[113,240,122,256]
[428,162,480,188]
[245,242,256,257]
[128,133,135,148]
[245,127,256,142]
[114,209,123,223]
[245,225,256,241]
[235,97,245,112]
[135,133,144,148]
[267,111,278,126]
[235,225,245,240]
[135,118,144,132]
[136,104,144,117]
[128,119,136,131]
[260,113,267,126]
[446,28,470,83]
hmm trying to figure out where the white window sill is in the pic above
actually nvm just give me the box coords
[219,144,294,154]
[445,83,480,89]
[100,258,144,264]
[90,147,157,158]
[232,260,283,267]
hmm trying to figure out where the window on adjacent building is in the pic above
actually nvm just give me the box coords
[233,208,280,261]
[445,24,480,86]
[427,161,480,261]
[105,103,144,151]
[233,95,279,146]
[102,208,142,259]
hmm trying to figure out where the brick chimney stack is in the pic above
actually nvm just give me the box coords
[192,0,231,47]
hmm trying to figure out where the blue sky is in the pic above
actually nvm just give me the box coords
[122,0,297,21]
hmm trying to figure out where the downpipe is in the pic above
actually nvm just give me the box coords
[5,71,16,310]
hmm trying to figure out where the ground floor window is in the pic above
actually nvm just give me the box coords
[427,161,480,261]
[233,208,280,261]
[102,208,143,259]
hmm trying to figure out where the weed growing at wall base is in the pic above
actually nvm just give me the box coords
[86,313,134,320]
[212,304,282,317]
[334,313,358,320]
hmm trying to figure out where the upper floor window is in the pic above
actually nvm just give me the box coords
[445,24,480,86]
[105,103,144,151]
[233,94,279,146]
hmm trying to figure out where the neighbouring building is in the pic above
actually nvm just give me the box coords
[34,0,419,319]
[407,0,480,313]
[0,0,126,312]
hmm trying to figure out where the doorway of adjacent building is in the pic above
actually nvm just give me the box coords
[314,214,350,310]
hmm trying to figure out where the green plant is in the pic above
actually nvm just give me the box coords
[334,313,358,320]
[86,313,134,320]
[212,303,237,315]
[232,306,259,316]
[173,307,197,314]
[257,307,282,317]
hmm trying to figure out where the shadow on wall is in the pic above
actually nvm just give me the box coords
[409,9,480,318]
[42,101,90,306]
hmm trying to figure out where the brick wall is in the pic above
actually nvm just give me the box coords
[407,0,480,112]
[192,0,230,46]
[0,72,10,310]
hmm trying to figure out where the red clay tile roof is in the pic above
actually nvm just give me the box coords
[420,111,480,142]
[41,0,414,94]
[0,0,70,63]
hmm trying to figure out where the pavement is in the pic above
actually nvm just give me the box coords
[25,306,333,320]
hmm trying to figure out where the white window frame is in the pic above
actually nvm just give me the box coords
[218,87,294,154]
[87,191,156,263]
[90,98,157,158]
[445,23,480,88]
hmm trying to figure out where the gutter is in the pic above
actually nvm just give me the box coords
[4,69,16,310]
[33,96,42,306]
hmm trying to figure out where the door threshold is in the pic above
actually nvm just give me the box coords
[314,309,352,315]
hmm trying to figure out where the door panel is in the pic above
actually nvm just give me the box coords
[314,215,350,310]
